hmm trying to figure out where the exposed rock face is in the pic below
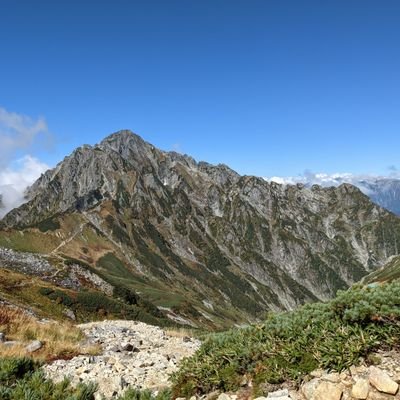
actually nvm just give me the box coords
[2,130,400,324]
[43,320,200,399]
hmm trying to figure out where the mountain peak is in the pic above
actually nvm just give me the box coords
[98,130,154,164]
[100,129,146,147]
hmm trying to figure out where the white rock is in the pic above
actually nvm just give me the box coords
[351,378,369,399]
[26,340,43,353]
[267,388,290,398]
[369,366,399,395]
[218,394,232,400]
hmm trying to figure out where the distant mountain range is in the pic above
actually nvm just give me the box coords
[267,175,400,216]
[1,130,400,327]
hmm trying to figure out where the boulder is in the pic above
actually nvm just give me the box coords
[25,340,43,353]
[351,378,369,399]
[313,381,342,400]
[369,366,399,395]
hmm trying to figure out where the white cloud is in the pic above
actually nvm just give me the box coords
[266,171,348,186]
[0,156,49,218]
[265,170,400,188]
[0,107,51,218]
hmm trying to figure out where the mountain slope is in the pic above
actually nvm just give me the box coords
[1,130,400,327]
[361,254,400,284]
[358,178,400,216]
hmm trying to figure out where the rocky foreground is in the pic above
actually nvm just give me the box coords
[42,319,400,400]
[210,350,400,400]
[43,320,200,399]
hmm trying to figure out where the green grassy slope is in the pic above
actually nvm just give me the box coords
[362,255,400,284]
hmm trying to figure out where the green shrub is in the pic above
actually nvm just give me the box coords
[36,217,61,232]
[0,358,37,386]
[49,290,75,307]
[172,281,400,396]
[0,358,96,399]
[38,287,54,296]
[76,291,120,314]
[117,388,172,400]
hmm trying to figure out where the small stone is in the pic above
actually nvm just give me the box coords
[313,381,342,400]
[369,366,399,394]
[310,369,324,378]
[120,343,134,352]
[240,375,250,386]
[217,394,232,400]
[3,341,19,347]
[323,372,341,383]
[350,365,358,376]
[63,309,76,320]
[0,332,5,342]
[267,388,289,398]
[351,378,369,399]
[25,340,42,353]
[76,366,89,374]
[302,378,320,399]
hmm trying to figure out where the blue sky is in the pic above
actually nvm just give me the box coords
[1,0,400,178]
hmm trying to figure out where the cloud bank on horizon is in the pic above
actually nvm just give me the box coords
[0,107,51,218]
[265,169,400,193]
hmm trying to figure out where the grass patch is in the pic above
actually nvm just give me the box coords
[363,256,400,284]
[96,253,135,281]
[0,307,99,362]
[0,231,62,254]
[171,281,400,396]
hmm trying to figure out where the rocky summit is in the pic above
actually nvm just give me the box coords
[1,130,400,327]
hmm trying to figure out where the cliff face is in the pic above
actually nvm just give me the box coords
[2,130,400,324]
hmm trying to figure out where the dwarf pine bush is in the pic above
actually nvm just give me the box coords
[116,388,172,400]
[0,357,97,400]
[171,281,400,396]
